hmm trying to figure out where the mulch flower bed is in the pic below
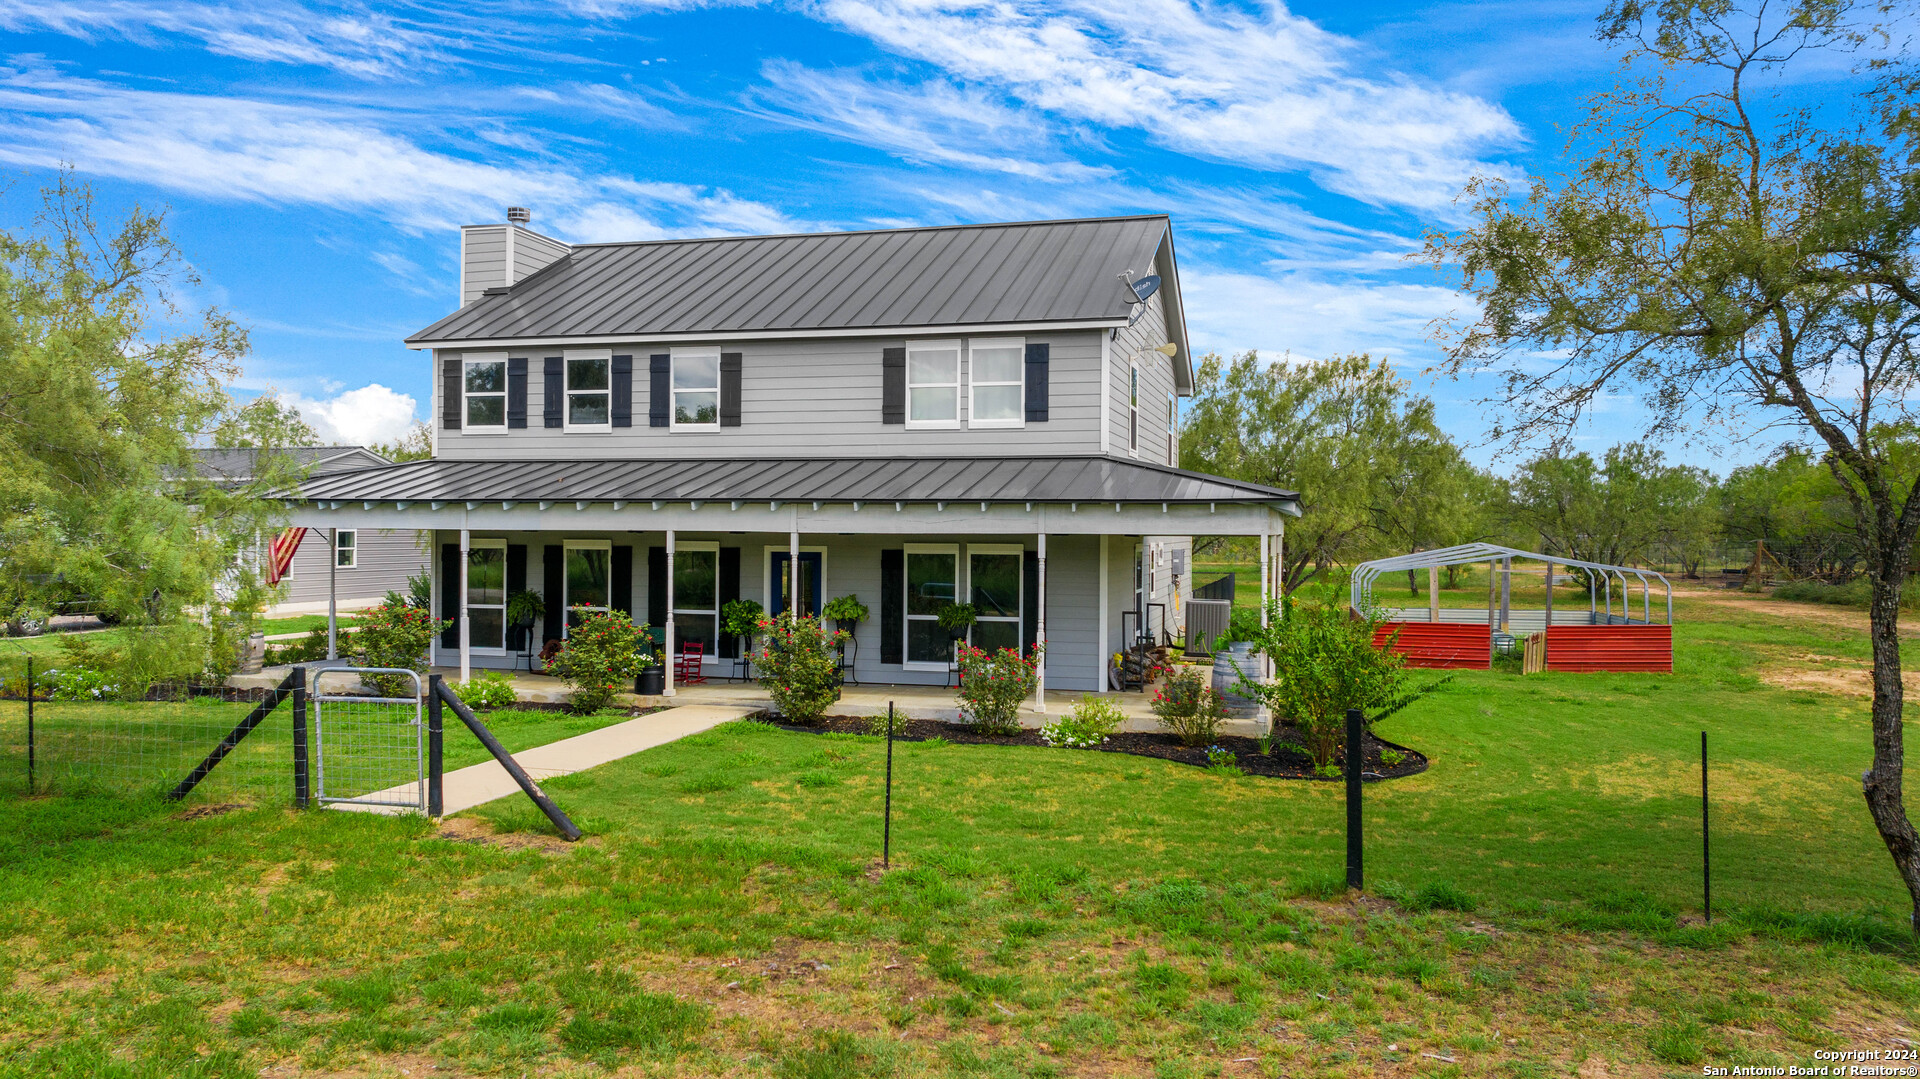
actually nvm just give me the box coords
[752,714,1428,782]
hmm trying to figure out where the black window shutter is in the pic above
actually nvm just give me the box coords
[1024,343,1050,423]
[506,544,528,650]
[439,542,459,647]
[649,354,670,427]
[543,357,563,429]
[1022,549,1039,654]
[611,545,633,620]
[717,546,741,657]
[720,352,743,427]
[882,347,906,425]
[441,357,462,430]
[611,355,633,428]
[880,548,903,664]
[542,544,564,646]
[507,358,528,429]
[647,547,667,627]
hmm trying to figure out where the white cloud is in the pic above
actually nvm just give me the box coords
[0,66,798,239]
[804,0,1525,211]
[752,61,1115,181]
[277,384,420,446]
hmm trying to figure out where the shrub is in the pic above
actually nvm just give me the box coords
[755,613,846,725]
[551,608,653,715]
[454,671,518,710]
[1235,599,1415,769]
[1150,666,1229,746]
[1040,694,1124,748]
[266,625,338,666]
[46,666,123,701]
[1204,745,1239,773]
[353,599,450,697]
[956,643,1041,736]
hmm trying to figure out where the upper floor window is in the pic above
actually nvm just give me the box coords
[465,356,506,428]
[907,341,961,428]
[1167,392,1177,464]
[1128,363,1140,455]
[968,339,1023,428]
[565,352,610,429]
[335,529,357,569]
[673,350,720,428]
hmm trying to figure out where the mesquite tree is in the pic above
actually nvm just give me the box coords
[1425,0,1920,923]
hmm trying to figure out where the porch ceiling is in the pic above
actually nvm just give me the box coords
[291,455,1300,512]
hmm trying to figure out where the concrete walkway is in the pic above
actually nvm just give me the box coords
[332,703,757,817]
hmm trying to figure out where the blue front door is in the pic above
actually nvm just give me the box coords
[770,552,822,618]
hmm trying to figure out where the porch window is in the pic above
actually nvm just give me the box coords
[907,341,960,427]
[467,539,506,651]
[565,352,611,429]
[904,543,958,667]
[564,540,611,633]
[334,529,357,569]
[969,544,1022,654]
[672,350,720,428]
[674,542,719,657]
[968,339,1023,427]
[1128,362,1140,455]
[464,356,507,428]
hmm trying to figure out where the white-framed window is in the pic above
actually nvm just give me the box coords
[1167,391,1177,464]
[563,539,611,634]
[464,353,507,429]
[968,338,1024,428]
[673,540,719,659]
[1128,361,1140,455]
[968,544,1023,655]
[334,529,357,569]
[904,542,959,668]
[907,340,961,428]
[466,538,507,652]
[671,348,721,429]
[564,349,611,430]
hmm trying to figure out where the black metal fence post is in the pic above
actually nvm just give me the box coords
[883,701,895,869]
[1346,707,1363,891]
[25,656,35,796]
[1702,730,1711,923]
[291,665,309,808]
[427,674,444,817]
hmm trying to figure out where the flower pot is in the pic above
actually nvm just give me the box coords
[634,663,665,695]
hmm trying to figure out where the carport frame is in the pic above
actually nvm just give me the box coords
[1351,543,1673,628]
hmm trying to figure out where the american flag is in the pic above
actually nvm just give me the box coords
[266,527,306,585]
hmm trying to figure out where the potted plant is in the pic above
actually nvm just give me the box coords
[722,598,764,664]
[935,602,977,642]
[823,593,869,633]
[505,589,545,653]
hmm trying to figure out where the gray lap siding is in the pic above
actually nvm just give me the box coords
[277,528,429,606]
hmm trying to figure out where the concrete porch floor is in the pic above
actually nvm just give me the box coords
[423,667,1269,737]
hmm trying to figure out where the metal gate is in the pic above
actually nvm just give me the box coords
[311,668,425,812]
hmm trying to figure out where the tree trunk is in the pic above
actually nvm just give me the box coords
[1864,560,1920,930]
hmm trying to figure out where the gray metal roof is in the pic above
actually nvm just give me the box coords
[409,215,1173,345]
[192,446,390,482]
[295,455,1298,509]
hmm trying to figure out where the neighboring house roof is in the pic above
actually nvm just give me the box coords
[193,446,392,484]
[409,215,1179,347]
[294,456,1298,510]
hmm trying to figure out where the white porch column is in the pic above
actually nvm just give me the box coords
[1096,534,1110,690]
[458,528,471,684]
[1259,528,1271,678]
[664,529,677,697]
[789,514,800,615]
[1033,532,1047,713]
[327,527,339,661]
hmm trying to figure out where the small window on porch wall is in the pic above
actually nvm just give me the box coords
[904,544,958,667]
[969,545,1022,654]
[564,541,611,633]
[334,529,357,568]
[675,543,719,658]
[467,540,506,651]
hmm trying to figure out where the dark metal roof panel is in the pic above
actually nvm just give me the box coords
[410,216,1172,343]
[296,456,1298,506]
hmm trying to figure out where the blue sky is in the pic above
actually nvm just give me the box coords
[0,0,1874,469]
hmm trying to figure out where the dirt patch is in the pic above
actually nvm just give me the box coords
[428,816,581,855]
[754,714,1429,782]
[172,803,248,821]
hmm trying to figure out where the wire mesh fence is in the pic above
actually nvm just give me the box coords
[311,670,424,812]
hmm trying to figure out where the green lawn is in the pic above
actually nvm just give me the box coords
[261,615,333,636]
[1,591,1917,1075]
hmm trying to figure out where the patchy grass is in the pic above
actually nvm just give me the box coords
[2,583,1919,1074]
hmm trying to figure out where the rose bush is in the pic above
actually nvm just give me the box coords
[754,613,846,725]
[956,643,1041,736]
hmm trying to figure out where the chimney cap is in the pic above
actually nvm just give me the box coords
[506,206,531,225]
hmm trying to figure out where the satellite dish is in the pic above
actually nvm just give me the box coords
[1128,274,1161,303]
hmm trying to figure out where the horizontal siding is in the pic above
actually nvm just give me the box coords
[461,227,508,306]
[1545,625,1673,673]
[513,228,570,284]
[1110,288,1178,463]
[278,528,430,605]
[435,331,1105,459]
[1372,622,1494,669]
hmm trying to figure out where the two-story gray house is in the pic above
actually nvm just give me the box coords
[287,211,1299,696]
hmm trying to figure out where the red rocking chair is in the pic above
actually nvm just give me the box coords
[675,640,708,686]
